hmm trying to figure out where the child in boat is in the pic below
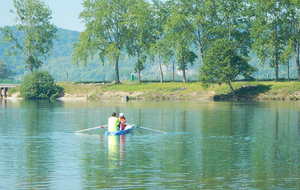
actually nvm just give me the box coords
[108,112,120,132]
[119,113,127,130]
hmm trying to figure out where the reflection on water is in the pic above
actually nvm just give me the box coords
[1,100,300,189]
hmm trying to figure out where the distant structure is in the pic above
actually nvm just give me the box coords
[0,84,18,98]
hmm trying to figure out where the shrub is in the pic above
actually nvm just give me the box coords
[20,71,64,99]
[200,39,256,92]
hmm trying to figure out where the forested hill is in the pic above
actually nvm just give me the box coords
[0,27,297,82]
[0,27,198,81]
[0,28,115,81]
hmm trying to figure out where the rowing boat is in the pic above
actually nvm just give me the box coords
[105,125,134,136]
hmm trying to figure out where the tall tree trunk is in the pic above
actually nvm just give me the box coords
[274,24,279,81]
[297,41,300,81]
[182,69,187,83]
[172,61,175,81]
[158,56,164,83]
[27,56,33,72]
[275,58,279,81]
[199,46,204,65]
[115,55,120,83]
[138,69,141,83]
[136,52,142,83]
[287,60,290,81]
[181,55,187,83]
[228,81,235,94]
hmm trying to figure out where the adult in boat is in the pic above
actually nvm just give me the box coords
[119,113,127,130]
[108,112,120,132]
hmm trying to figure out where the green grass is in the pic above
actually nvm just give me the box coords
[7,86,20,96]
[59,82,205,94]
[102,82,204,92]
[59,81,300,94]
[11,81,300,101]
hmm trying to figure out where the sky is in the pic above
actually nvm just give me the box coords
[0,0,85,31]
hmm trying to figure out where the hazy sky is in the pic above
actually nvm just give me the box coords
[0,0,85,31]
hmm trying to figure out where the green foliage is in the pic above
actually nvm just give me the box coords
[0,61,13,79]
[163,1,197,82]
[2,0,300,83]
[1,0,57,72]
[74,0,134,83]
[20,71,64,99]
[144,1,173,82]
[250,0,293,80]
[200,39,256,91]
[126,0,155,81]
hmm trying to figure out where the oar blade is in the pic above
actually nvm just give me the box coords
[138,126,166,134]
[75,125,107,133]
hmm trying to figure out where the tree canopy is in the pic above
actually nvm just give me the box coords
[73,0,133,83]
[2,0,300,84]
[1,0,57,72]
[0,61,13,79]
[200,39,256,92]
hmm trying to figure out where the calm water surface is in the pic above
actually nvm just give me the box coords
[0,100,300,190]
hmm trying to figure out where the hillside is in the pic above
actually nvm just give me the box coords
[0,27,298,82]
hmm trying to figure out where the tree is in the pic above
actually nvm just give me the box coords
[169,0,209,64]
[164,1,197,82]
[177,0,251,64]
[285,0,300,80]
[74,0,131,83]
[148,0,172,83]
[250,0,291,81]
[149,38,173,83]
[200,39,256,92]
[126,0,154,82]
[176,47,197,82]
[0,61,12,79]
[20,71,64,99]
[1,0,57,72]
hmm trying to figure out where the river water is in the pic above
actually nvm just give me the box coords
[0,100,300,190]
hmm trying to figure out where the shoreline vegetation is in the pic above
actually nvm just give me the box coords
[2,0,300,102]
[6,81,300,102]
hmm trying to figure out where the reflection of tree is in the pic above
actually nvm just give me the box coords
[160,109,164,130]
[298,109,300,136]
[171,109,176,132]
[0,99,7,108]
[115,106,120,115]
[181,110,187,132]
[18,100,58,189]
[275,108,279,140]
[198,103,257,188]
[249,103,300,189]
[240,103,255,137]
[199,103,234,185]
[138,108,142,127]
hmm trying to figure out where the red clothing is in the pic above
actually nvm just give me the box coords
[119,116,127,130]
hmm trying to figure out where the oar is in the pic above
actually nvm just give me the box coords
[76,125,107,133]
[138,126,166,134]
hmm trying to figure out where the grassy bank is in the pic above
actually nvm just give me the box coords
[7,81,300,101]
[59,82,215,101]
[57,81,300,101]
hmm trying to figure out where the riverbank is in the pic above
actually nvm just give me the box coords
[7,81,300,101]
[59,81,300,101]
[58,82,215,101]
